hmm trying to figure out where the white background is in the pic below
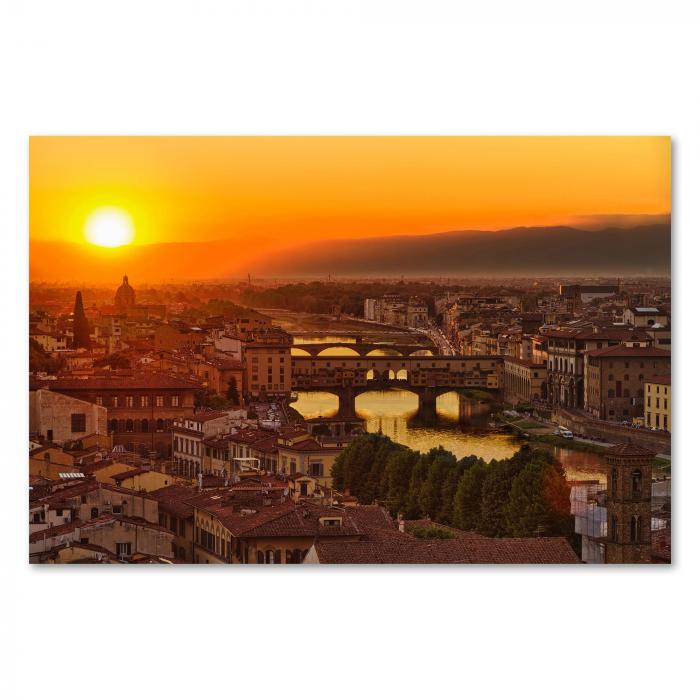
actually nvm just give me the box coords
[1,2,698,699]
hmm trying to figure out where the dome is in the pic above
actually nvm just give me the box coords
[115,274,136,308]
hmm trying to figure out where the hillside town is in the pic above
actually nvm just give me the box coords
[29,274,671,564]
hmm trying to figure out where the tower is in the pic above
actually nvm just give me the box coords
[72,291,91,349]
[604,443,653,563]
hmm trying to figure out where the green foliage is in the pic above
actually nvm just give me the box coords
[195,389,233,410]
[226,376,240,405]
[29,339,64,374]
[94,352,132,370]
[331,435,573,540]
[409,524,456,540]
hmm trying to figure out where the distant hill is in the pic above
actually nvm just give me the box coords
[248,224,671,277]
[29,223,671,283]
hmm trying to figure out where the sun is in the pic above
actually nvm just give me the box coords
[84,207,135,247]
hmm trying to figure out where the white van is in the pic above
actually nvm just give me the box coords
[556,426,574,439]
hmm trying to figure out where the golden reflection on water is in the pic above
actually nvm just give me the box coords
[292,389,521,462]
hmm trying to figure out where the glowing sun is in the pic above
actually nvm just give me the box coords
[85,207,134,247]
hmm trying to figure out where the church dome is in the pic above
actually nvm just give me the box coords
[115,274,136,308]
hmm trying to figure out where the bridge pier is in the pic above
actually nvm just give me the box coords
[335,386,358,418]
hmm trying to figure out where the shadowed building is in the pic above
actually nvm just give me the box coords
[115,274,136,309]
[605,443,654,563]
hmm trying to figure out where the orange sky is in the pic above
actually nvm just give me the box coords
[29,136,670,281]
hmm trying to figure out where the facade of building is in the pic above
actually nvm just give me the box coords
[37,373,202,457]
[172,411,232,478]
[243,327,292,398]
[503,357,547,405]
[29,389,108,445]
[604,444,653,564]
[645,374,671,432]
[584,346,671,421]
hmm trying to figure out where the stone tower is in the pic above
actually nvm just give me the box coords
[72,291,91,349]
[604,443,654,563]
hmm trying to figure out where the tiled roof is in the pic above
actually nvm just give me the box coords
[149,485,197,519]
[29,519,80,543]
[586,345,671,358]
[605,443,656,457]
[39,373,203,390]
[313,532,579,564]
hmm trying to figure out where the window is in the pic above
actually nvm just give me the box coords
[70,413,86,433]
[90,507,99,519]
[611,469,618,495]
[632,469,642,493]
[171,395,180,407]
[630,516,641,543]
[95,395,103,406]
[310,462,323,477]
[112,396,118,407]
[156,395,164,407]
[140,395,149,407]
[126,395,134,407]
[116,542,132,558]
[610,515,618,542]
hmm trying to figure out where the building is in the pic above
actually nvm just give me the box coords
[29,388,108,445]
[604,443,654,563]
[243,327,292,398]
[645,374,671,432]
[622,306,669,328]
[584,346,671,421]
[172,411,233,478]
[545,326,652,409]
[115,274,136,309]
[35,373,202,457]
[363,295,429,328]
[503,357,547,406]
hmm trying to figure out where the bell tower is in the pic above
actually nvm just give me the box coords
[605,443,654,563]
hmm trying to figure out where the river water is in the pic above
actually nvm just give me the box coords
[290,388,608,483]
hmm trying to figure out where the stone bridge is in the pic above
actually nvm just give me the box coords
[291,354,503,417]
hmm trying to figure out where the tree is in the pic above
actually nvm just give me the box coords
[452,458,488,530]
[505,454,573,538]
[478,458,524,537]
[226,376,240,405]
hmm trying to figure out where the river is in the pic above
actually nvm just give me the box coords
[290,388,608,483]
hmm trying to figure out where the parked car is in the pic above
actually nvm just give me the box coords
[555,426,574,439]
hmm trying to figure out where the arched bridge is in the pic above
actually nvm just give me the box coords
[291,354,504,417]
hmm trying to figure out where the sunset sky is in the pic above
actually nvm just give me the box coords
[29,136,670,282]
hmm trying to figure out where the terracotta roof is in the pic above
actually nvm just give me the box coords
[39,372,203,390]
[149,485,197,519]
[605,443,656,457]
[586,346,671,358]
[312,531,579,564]
[29,519,80,543]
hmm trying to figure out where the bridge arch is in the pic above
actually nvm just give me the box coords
[367,348,402,357]
[318,346,361,356]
